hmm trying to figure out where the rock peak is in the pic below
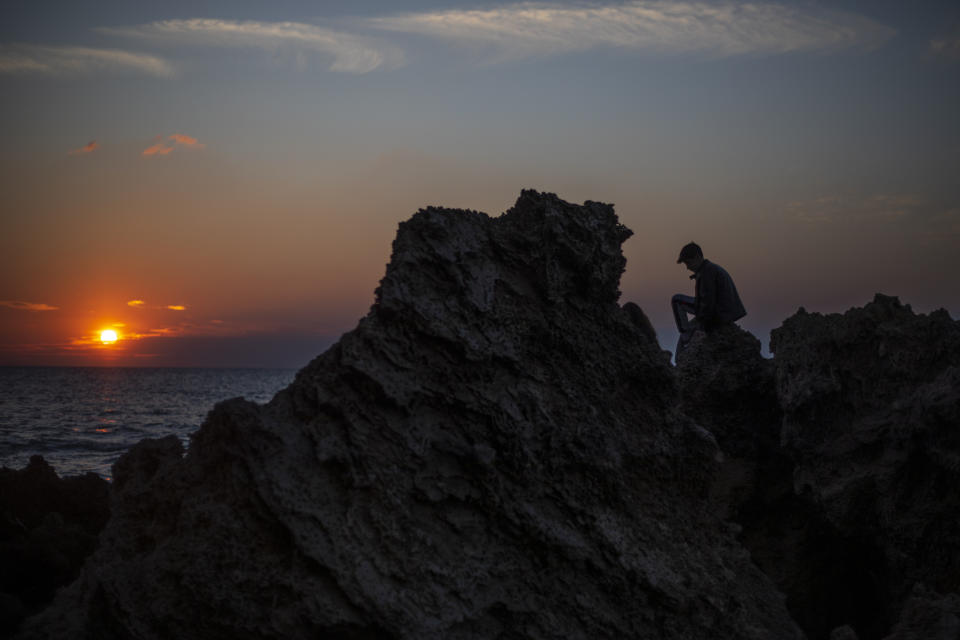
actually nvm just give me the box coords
[375,189,632,319]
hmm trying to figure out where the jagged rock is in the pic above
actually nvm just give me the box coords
[676,323,869,640]
[771,294,960,638]
[0,456,110,637]
[621,301,658,345]
[676,324,779,460]
[883,585,960,640]
[675,325,787,556]
[674,323,785,528]
[830,626,859,640]
[17,191,802,639]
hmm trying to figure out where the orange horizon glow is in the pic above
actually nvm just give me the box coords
[0,292,347,367]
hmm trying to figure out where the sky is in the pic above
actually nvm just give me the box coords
[1,0,958,367]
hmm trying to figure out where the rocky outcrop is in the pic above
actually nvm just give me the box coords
[675,295,960,640]
[0,456,109,636]
[770,294,960,638]
[677,325,780,462]
[676,325,862,640]
[16,191,802,639]
[883,585,960,640]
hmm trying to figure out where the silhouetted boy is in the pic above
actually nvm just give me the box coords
[672,242,746,355]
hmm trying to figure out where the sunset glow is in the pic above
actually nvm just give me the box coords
[1,1,957,367]
[100,330,119,345]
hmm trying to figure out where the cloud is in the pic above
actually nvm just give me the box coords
[785,194,928,224]
[367,1,896,60]
[169,133,205,148]
[142,133,205,156]
[0,300,59,312]
[98,18,399,73]
[783,194,960,239]
[68,141,99,155]
[0,45,174,76]
[126,327,184,339]
[923,207,960,237]
[142,142,174,156]
[126,299,187,312]
[930,33,960,59]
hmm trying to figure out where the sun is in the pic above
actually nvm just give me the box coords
[99,329,119,344]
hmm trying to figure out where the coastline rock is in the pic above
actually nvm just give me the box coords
[0,456,109,637]
[883,585,960,640]
[771,294,960,638]
[17,191,802,639]
[676,324,865,640]
[676,324,779,461]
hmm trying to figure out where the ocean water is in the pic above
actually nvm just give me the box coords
[0,367,297,479]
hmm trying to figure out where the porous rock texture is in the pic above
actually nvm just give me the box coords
[676,325,780,463]
[675,323,879,640]
[16,190,803,639]
[677,295,960,640]
[771,294,960,639]
[676,326,847,640]
[883,585,960,640]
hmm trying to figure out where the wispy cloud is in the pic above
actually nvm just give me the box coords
[142,141,174,156]
[367,1,896,60]
[784,194,960,239]
[0,45,174,76]
[125,299,189,311]
[68,140,99,156]
[142,133,205,157]
[930,33,960,60]
[99,18,400,73]
[0,300,59,312]
[168,133,205,148]
[785,194,928,224]
[924,208,960,237]
[121,326,185,340]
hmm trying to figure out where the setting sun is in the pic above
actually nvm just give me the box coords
[100,329,119,344]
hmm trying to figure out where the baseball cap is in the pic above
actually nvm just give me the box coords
[677,242,703,263]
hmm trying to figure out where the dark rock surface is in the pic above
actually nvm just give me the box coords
[0,456,109,637]
[676,295,960,640]
[677,325,865,640]
[770,294,960,639]
[882,585,960,640]
[16,191,802,639]
[677,325,779,462]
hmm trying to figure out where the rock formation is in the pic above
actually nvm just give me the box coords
[771,295,960,639]
[676,325,837,638]
[16,191,803,639]
[14,192,959,640]
[0,456,109,636]
[676,294,960,640]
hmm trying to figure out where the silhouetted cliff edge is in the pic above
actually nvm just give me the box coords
[13,191,959,640]
[678,293,960,640]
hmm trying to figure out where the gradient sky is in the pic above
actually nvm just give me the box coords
[2,0,958,367]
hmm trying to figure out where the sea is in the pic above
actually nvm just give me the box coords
[0,367,297,480]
